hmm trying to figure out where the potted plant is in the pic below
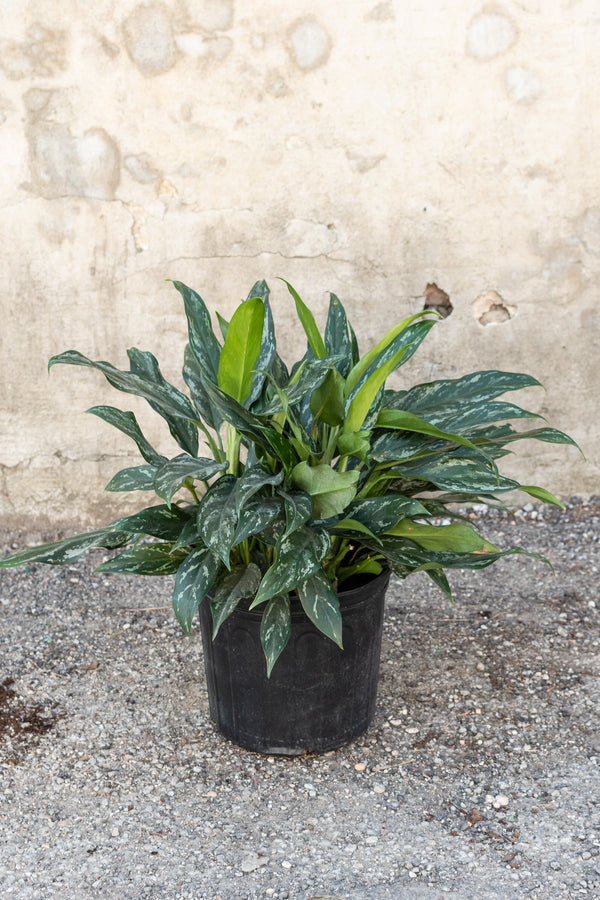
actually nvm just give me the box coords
[0,279,579,754]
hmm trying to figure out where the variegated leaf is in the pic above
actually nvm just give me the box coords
[86,406,165,465]
[210,563,262,638]
[251,527,330,607]
[260,594,292,677]
[172,545,221,634]
[96,542,188,575]
[197,475,238,568]
[105,464,158,492]
[298,569,343,648]
[154,454,228,505]
[0,530,132,568]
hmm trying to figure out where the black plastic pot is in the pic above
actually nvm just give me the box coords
[198,569,390,755]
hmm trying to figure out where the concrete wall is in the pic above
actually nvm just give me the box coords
[0,0,597,531]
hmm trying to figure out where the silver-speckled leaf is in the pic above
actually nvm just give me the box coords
[297,569,343,648]
[0,530,132,568]
[211,563,262,638]
[172,545,221,634]
[251,527,330,607]
[96,542,188,576]
[105,464,158,492]
[154,454,228,505]
[87,406,166,466]
[111,504,192,541]
[197,475,238,568]
[260,594,291,677]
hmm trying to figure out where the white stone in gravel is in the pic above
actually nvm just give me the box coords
[240,853,267,873]
[493,794,510,809]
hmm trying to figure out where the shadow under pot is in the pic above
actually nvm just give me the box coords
[198,568,390,756]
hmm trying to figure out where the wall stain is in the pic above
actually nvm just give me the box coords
[466,11,517,60]
[24,122,121,201]
[288,18,331,71]
[123,4,178,76]
[0,23,67,80]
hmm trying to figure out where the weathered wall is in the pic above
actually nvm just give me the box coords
[0,0,597,531]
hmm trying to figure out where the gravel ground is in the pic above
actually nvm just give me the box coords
[0,498,599,900]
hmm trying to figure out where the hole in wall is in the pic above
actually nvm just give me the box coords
[472,290,517,326]
[423,283,453,318]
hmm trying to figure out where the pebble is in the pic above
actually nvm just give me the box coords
[493,795,510,810]
[355,763,367,772]
[240,853,267,873]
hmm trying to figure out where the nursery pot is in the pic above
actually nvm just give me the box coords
[198,568,390,755]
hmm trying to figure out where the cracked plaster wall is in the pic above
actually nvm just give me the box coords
[0,0,598,529]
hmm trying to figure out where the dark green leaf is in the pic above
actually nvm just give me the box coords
[260,594,291,677]
[310,368,345,427]
[324,292,352,377]
[280,490,313,538]
[127,348,199,457]
[105,464,158,492]
[345,495,429,532]
[197,475,238,568]
[86,406,165,465]
[172,545,221,634]
[443,399,544,431]
[173,515,202,549]
[233,496,283,544]
[0,529,132,568]
[246,283,278,408]
[48,350,198,428]
[97,542,188,575]
[154,454,227,505]
[397,456,520,493]
[171,281,221,381]
[298,569,343,647]
[384,370,542,425]
[251,527,330,607]
[182,344,222,430]
[211,563,262,638]
[111,504,192,541]
[425,567,453,599]
[235,464,283,515]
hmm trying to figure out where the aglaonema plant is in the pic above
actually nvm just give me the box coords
[0,279,580,674]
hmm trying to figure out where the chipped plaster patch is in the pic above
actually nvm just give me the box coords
[505,66,542,103]
[466,11,517,60]
[473,290,517,325]
[186,0,234,32]
[289,18,331,71]
[123,4,178,76]
[124,203,149,252]
[575,207,600,256]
